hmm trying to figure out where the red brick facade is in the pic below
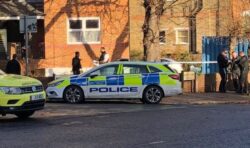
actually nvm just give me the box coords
[38,0,129,70]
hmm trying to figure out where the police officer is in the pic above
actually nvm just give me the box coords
[217,49,229,93]
[99,47,110,64]
[72,51,82,75]
[238,51,249,94]
[231,51,241,92]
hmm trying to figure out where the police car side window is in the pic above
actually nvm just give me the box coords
[89,65,118,76]
[149,66,162,73]
[123,65,149,74]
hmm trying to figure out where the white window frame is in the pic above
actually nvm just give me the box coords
[175,28,189,45]
[159,28,168,45]
[67,17,101,44]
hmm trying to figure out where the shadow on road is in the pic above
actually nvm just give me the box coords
[47,100,142,105]
[0,117,43,124]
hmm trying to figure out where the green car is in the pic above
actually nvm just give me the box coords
[0,70,46,118]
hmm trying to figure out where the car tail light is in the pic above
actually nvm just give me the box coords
[169,74,180,80]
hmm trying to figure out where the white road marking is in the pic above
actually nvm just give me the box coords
[149,141,166,145]
[62,121,83,126]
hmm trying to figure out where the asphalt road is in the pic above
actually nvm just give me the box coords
[1,102,250,148]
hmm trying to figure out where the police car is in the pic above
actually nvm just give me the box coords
[0,69,46,118]
[46,62,182,104]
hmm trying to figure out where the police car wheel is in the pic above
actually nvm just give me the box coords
[15,111,35,119]
[63,85,84,104]
[143,86,163,104]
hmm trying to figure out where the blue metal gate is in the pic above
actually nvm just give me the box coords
[234,38,249,55]
[202,37,230,74]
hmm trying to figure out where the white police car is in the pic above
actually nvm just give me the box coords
[46,62,182,104]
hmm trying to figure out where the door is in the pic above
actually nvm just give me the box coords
[86,64,120,98]
[119,64,149,98]
[0,29,7,59]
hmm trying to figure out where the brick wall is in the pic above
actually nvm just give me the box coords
[130,0,234,59]
[183,73,250,93]
[41,0,129,69]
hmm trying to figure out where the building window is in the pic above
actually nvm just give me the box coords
[68,17,101,44]
[159,30,166,44]
[175,28,189,44]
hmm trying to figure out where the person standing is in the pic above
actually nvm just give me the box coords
[217,50,229,93]
[5,54,21,75]
[99,47,110,64]
[238,51,249,94]
[72,52,82,75]
[231,51,241,92]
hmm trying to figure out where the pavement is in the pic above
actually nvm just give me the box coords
[163,92,250,105]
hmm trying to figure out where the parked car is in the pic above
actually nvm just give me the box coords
[160,58,183,73]
[46,61,182,104]
[0,69,46,118]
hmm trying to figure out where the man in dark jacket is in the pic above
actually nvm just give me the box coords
[238,51,249,94]
[99,47,110,64]
[231,51,241,92]
[217,50,229,93]
[5,54,21,75]
[72,52,82,75]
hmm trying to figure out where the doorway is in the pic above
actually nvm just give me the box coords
[0,29,7,59]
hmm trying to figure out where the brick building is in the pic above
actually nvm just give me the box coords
[0,0,129,77]
[129,0,237,60]
[1,0,249,78]
[0,0,44,73]
[37,0,129,76]
[231,0,250,37]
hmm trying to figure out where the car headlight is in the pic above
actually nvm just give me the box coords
[48,80,64,87]
[0,87,22,95]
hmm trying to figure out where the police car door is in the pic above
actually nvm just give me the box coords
[119,64,148,98]
[86,64,120,98]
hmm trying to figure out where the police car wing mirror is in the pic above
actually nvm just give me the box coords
[90,73,99,78]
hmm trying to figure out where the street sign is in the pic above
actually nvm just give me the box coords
[19,16,37,76]
[19,16,37,33]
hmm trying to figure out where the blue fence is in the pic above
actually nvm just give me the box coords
[234,38,249,55]
[202,37,230,74]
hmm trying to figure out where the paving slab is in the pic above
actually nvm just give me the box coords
[163,92,250,105]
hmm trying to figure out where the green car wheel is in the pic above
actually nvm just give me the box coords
[15,111,35,119]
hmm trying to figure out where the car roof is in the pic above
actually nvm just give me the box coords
[105,61,161,65]
[80,61,170,77]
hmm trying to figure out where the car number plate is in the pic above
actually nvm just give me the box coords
[30,94,44,101]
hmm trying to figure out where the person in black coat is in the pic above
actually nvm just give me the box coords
[231,51,241,92]
[5,54,21,75]
[99,47,110,64]
[217,50,229,93]
[72,52,82,75]
[238,51,249,94]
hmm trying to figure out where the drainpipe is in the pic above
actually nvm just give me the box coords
[189,0,203,53]
[216,0,220,36]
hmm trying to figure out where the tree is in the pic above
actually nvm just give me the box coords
[142,0,189,61]
[142,0,165,61]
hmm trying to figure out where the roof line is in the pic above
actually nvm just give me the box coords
[0,16,44,20]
